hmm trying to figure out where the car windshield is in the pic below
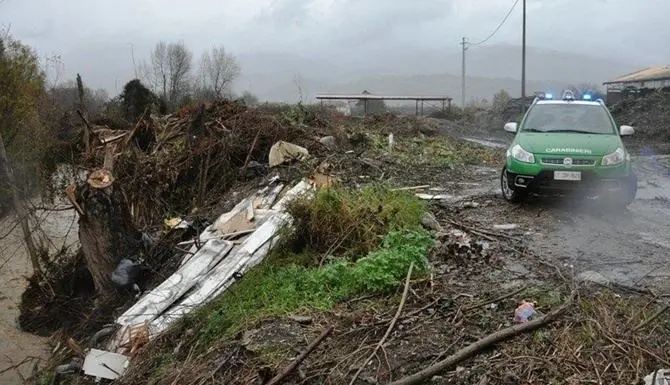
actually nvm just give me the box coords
[521,103,616,134]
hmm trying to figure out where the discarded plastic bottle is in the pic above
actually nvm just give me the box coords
[514,301,536,323]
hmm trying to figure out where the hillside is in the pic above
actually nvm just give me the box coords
[235,44,640,104]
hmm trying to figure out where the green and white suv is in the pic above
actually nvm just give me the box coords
[501,90,637,206]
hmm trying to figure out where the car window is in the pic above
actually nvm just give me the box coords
[522,104,616,134]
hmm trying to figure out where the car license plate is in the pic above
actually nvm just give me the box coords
[554,171,581,181]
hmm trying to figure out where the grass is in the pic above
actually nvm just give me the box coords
[368,132,502,166]
[183,185,435,348]
[117,185,437,381]
[275,184,428,261]
[196,229,434,346]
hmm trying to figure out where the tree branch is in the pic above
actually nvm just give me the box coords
[265,325,334,385]
[388,290,578,385]
[349,262,415,385]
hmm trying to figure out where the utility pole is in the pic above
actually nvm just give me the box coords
[521,0,527,113]
[128,43,138,79]
[461,36,468,107]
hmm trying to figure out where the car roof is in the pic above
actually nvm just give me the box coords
[534,100,604,106]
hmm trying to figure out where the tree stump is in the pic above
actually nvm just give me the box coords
[74,169,141,297]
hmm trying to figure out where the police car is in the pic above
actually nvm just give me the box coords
[500,90,637,205]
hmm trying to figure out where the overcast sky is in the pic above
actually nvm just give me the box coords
[1,0,669,95]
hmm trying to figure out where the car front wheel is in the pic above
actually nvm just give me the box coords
[602,172,637,208]
[500,167,527,203]
[619,172,638,206]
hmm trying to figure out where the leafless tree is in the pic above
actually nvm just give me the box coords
[142,41,193,109]
[198,45,240,99]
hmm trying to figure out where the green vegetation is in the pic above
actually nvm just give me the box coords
[279,185,427,259]
[0,34,48,211]
[185,186,434,348]
[197,229,433,346]
[369,133,501,166]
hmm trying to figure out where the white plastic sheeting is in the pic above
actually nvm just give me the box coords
[105,179,313,358]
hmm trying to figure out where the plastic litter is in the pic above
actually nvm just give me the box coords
[514,300,536,323]
[644,369,669,385]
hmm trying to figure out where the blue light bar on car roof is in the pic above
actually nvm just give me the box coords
[562,90,575,100]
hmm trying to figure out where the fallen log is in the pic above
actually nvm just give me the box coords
[387,290,577,385]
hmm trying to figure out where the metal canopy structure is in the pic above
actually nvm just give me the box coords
[315,93,453,116]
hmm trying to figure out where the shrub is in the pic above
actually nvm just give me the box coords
[277,185,427,261]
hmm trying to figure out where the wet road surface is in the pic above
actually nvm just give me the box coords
[452,135,670,294]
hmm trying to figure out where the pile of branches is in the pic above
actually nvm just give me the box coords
[95,100,332,227]
[609,89,670,141]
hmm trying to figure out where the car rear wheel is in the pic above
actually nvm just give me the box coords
[501,167,527,203]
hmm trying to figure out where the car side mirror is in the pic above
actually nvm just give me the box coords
[504,122,518,133]
[620,125,634,136]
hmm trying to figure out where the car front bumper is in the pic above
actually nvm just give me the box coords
[505,168,629,195]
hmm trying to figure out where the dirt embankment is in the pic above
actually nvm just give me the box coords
[10,100,670,385]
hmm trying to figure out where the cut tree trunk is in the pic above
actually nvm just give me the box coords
[0,131,42,277]
[75,168,141,297]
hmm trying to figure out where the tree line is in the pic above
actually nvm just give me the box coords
[0,33,254,217]
[0,31,257,276]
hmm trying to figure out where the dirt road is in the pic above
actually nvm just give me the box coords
[452,133,670,294]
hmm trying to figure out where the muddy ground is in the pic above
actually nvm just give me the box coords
[3,108,670,384]
[446,125,670,296]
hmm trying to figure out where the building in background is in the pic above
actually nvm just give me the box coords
[603,65,670,103]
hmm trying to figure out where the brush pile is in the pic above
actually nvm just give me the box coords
[91,101,337,228]
[609,89,670,143]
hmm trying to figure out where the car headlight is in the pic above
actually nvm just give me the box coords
[602,147,625,166]
[509,144,535,163]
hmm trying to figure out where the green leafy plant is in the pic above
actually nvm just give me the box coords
[196,229,434,347]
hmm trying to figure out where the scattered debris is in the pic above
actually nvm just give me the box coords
[644,369,670,385]
[265,325,334,385]
[164,217,190,230]
[493,223,519,231]
[318,135,338,150]
[421,212,442,232]
[514,300,536,323]
[268,140,310,167]
[82,349,129,380]
[416,193,454,200]
[387,291,577,385]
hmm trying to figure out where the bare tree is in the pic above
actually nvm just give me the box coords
[198,45,240,99]
[141,41,193,109]
[166,42,192,106]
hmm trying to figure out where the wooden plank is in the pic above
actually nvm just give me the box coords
[259,183,285,209]
[116,239,233,327]
[180,197,254,266]
[273,180,312,211]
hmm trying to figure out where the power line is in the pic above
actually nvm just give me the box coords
[470,0,521,47]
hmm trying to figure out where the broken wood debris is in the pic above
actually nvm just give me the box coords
[387,290,577,385]
[93,179,314,378]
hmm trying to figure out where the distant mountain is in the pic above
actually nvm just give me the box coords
[234,44,642,104]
